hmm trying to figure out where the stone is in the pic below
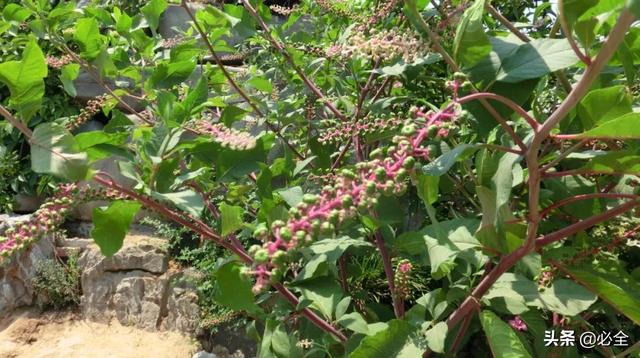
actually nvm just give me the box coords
[193,351,217,358]
[78,235,168,274]
[161,269,203,334]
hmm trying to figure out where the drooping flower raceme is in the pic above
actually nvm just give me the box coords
[189,120,257,150]
[247,104,461,293]
[66,94,111,131]
[394,259,413,300]
[332,29,429,63]
[0,185,126,262]
[318,115,404,144]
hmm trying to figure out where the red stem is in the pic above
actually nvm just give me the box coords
[457,92,540,130]
[540,193,638,219]
[374,231,404,318]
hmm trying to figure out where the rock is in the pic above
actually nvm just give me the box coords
[0,214,32,235]
[78,234,201,334]
[193,351,217,358]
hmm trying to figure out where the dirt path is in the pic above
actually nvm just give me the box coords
[0,309,198,358]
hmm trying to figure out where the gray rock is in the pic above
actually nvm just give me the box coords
[193,351,217,358]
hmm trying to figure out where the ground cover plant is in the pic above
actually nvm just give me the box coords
[1,0,640,356]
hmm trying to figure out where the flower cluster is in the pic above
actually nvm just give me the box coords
[246,105,460,293]
[508,316,528,331]
[161,35,184,49]
[190,120,256,150]
[270,4,299,16]
[315,0,355,18]
[318,115,404,144]
[45,55,74,69]
[394,259,413,300]
[357,0,401,31]
[66,94,110,131]
[0,184,76,260]
[331,29,429,63]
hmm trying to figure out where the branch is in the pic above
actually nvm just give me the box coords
[558,0,592,65]
[536,199,639,247]
[238,0,347,120]
[540,139,588,173]
[0,105,33,138]
[539,193,638,219]
[374,230,404,318]
[456,92,539,130]
[536,9,636,141]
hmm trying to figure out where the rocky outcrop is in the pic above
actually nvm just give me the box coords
[0,214,55,316]
[76,234,202,334]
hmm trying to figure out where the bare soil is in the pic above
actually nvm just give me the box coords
[0,309,198,358]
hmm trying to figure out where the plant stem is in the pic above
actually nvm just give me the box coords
[558,0,592,65]
[373,231,404,318]
[539,193,638,219]
[456,92,539,130]
[0,105,33,138]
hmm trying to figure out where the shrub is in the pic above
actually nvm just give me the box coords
[31,255,80,310]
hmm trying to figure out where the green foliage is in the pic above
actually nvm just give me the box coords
[31,255,80,310]
[91,200,141,256]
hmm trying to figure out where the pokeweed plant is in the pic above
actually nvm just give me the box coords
[1,0,640,356]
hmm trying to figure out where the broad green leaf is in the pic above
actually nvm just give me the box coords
[425,322,448,354]
[220,202,244,236]
[417,175,440,206]
[141,0,167,32]
[0,40,47,122]
[578,113,640,139]
[276,186,303,207]
[3,4,33,22]
[422,144,478,176]
[480,311,533,358]
[454,0,491,67]
[247,76,273,93]
[578,151,640,174]
[74,18,103,59]
[577,85,632,129]
[214,261,261,314]
[297,277,343,319]
[31,123,89,181]
[373,53,443,77]
[337,312,369,334]
[631,0,640,18]
[350,320,425,358]
[484,274,597,316]
[59,63,80,97]
[496,39,579,83]
[151,190,204,218]
[91,201,141,257]
[564,262,640,325]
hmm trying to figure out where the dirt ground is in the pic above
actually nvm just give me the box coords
[0,309,198,358]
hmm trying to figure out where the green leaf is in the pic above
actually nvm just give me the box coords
[297,277,343,319]
[425,322,448,354]
[59,63,80,97]
[350,320,425,358]
[630,0,640,18]
[74,18,103,59]
[220,202,244,236]
[276,186,303,207]
[3,4,33,22]
[417,175,440,206]
[422,144,478,176]
[31,123,89,181]
[247,76,273,93]
[373,53,443,77]
[577,85,632,129]
[337,312,369,334]
[214,261,261,314]
[0,39,47,122]
[564,262,640,325]
[577,113,640,139]
[151,190,204,218]
[91,201,141,257]
[141,0,167,32]
[453,0,491,67]
[577,151,640,174]
[480,311,533,358]
[496,39,579,83]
